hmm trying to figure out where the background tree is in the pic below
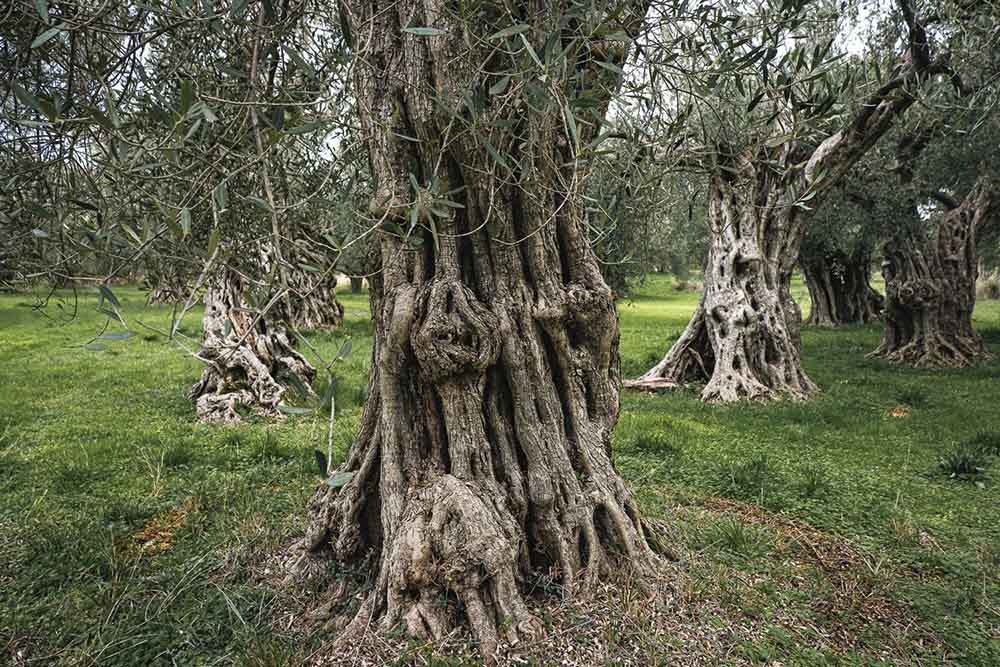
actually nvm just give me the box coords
[870,117,1000,367]
[1,0,357,422]
[628,0,942,401]
[798,164,889,326]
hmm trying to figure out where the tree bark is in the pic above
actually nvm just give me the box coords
[627,167,817,401]
[189,267,316,423]
[870,180,996,367]
[801,246,883,326]
[296,0,655,658]
[286,269,344,331]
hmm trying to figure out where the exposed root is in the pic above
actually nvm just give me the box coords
[868,334,992,369]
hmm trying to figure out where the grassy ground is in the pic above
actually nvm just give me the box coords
[1,275,998,666]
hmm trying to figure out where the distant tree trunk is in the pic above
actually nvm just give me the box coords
[628,167,817,401]
[146,282,184,306]
[349,276,363,293]
[286,269,344,331]
[801,246,883,326]
[144,260,189,306]
[189,266,315,422]
[297,0,654,657]
[870,181,996,367]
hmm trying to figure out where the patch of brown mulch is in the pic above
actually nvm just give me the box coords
[125,498,196,555]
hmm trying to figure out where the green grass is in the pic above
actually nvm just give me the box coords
[2,276,999,665]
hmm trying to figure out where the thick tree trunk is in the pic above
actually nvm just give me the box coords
[296,0,654,657]
[801,246,883,326]
[189,268,316,422]
[870,182,996,367]
[628,168,817,401]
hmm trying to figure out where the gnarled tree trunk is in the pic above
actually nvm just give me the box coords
[801,246,883,326]
[189,267,315,422]
[628,166,817,401]
[286,269,344,331]
[296,0,655,658]
[870,181,996,367]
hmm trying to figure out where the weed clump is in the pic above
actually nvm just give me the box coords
[938,445,988,483]
[937,431,1000,484]
[721,454,784,504]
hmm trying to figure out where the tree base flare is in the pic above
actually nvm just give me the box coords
[868,334,992,369]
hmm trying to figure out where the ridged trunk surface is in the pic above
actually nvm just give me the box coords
[870,182,996,367]
[628,166,817,402]
[801,246,883,326]
[298,0,654,658]
[286,269,344,331]
[189,268,315,422]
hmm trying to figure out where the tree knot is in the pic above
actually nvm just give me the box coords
[412,280,500,382]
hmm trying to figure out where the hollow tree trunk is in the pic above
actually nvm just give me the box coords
[628,167,817,401]
[297,0,654,658]
[870,181,996,367]
[189,267,316,422]
[800,246,883,326]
